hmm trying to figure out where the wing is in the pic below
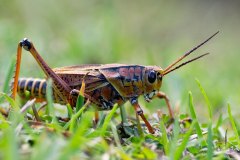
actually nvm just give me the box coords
[52,64,102,74]
[53,64,145,96]
[99,65,145,97]
[53,65,109,92]
[52,64,133,74]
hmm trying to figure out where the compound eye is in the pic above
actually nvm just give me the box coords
[148,71,156,83]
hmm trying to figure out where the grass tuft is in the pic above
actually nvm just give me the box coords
[0,88,238,159]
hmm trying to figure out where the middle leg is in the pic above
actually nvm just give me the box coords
[130,98,155,134]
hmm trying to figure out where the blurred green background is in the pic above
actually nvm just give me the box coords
[0,0,239,120]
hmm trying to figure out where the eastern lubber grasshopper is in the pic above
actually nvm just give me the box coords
[12,32,219,134]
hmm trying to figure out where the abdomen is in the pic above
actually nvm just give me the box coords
[16,78,65,104]
[15,78,126,110]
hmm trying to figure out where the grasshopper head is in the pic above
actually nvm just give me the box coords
[143,66,164,101]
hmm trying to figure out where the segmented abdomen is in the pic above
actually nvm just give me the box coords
[16,78,66,104]
[16,77,125,109]
[17,78,47,101]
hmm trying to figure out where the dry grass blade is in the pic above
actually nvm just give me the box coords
[20,98,36,113]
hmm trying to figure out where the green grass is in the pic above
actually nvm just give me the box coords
[0,76,239,159]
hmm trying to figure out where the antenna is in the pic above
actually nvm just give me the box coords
[163,53,209,75]
[163,31,219,75]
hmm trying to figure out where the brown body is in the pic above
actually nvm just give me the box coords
[12,32,218,133]
[17,64,163,111]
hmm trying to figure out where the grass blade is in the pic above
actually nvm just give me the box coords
[196,79,212,120]
[69,100,90,133]
[0,56,15,106]
[45,79,61,132]
[76,94,84,112]
[119,105,128,124]
[159,120,169,155]
[174,121,196,160]
[207,122,213,160]
[66,103,73,118]
[227,103,240,147]
[101,104,118,136]
[110,121,122,149]
[45,79,54,116]
[2,57,15,93]
[0,92,19,110]
[214,114,222,133]
[188,91,206,146]
[169,120,180,159]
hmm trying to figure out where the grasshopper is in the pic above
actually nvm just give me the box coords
[12,32,218,134]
